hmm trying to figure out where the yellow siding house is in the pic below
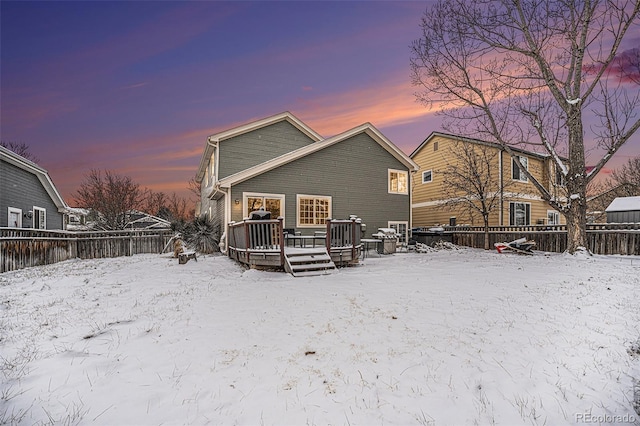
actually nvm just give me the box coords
[410,132,566,227]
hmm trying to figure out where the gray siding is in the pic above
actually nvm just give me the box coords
[229,132,410,236]
[0,160,64,229]
[607,210,640,223]
[218,121,317,179]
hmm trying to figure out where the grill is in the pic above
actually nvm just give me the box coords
[372,228,397,254]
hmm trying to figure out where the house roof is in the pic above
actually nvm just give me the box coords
[0,145,68,212]
[196,111,324,182]
[217,122,419,189]
[410,131,551,160]
[605,196,640,212]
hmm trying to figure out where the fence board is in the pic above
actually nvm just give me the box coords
[429,225,640,255]
[1,228,173,273]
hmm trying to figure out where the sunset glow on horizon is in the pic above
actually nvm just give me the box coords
[2,1,638,205]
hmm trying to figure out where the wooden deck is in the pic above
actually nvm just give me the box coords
[227,217,362,270]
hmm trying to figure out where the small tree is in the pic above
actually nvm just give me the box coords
[439,140,522,249]
[611,156,640,190]
[74,170,144,230]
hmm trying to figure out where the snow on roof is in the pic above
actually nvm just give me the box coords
[605,196,640,212]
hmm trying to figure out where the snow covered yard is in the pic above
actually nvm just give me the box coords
[1,248,639,425]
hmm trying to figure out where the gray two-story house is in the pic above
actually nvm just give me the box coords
[195,112,418,246]
[1,146,68,229]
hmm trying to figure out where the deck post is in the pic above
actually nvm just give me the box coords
[325,218,332,253]
[278,216,285,267]
[351,217,356,260]
[244,220,250,264]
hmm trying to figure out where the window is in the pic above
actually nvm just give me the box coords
[512,156,528,182]
[388,169,408,194]
[547,210,560,225]
[8,207,22,228]
[243,193,284,221]
[555,167,566,187]
[33,207,46,229]
[207,153,215,187]
[297,195,331,227]
[422,170,433,184]
[388,221,408,244]
[509,202,531,226]
[433,141,439,151]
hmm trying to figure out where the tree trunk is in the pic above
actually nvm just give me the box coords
[565,107,590,254]
[483,215,490,250]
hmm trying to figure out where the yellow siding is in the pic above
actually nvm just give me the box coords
[411,134,566,227]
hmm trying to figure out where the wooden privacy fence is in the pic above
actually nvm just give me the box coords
[435,223,640,255]
[0,228,173,273]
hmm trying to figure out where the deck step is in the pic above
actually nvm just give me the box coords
[284,248,336,277]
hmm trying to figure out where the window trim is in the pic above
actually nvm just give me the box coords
[512,156,529,182]
[509,202,531,226]
[242,192,285,225]
[547,210,560,225]
[296,194,332,228]
[8,207,22,228]
[388,169,409,194]
[33,206,46,229]
[388,221,409,244]
[422,170,433,184]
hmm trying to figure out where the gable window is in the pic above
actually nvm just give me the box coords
[547,210,560,225]
[33,206,46,229]
[297,195,331,227]
[422,170,433,184]
[8,207,22,228]
[433,141,439,151]
[388,169,408,194]
[243,193,284,222]
[509,202,531,226]
[512,156,529,182]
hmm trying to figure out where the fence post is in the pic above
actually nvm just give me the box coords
[326,218,332,253]
[350,218,356,260]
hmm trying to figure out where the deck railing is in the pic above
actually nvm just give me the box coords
[226,217,362,268]
[227,217,285,266]
[325,218,361,261]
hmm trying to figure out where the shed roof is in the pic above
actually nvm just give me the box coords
[605,196,640,212]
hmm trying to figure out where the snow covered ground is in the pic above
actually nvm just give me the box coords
[1,248,639,425]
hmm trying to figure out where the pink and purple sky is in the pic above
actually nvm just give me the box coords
[1,1,638,205]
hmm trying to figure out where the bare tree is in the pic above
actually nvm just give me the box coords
[0,141,39,163]
[611,156,640,189]
[74,170,144,230]
[439,140,522,249]
[411,0,640,253]
[187,177,201,201]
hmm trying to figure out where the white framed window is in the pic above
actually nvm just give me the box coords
[388,221,409,244]
[243,193,285,222]
[509,202,531,226]
[8,207,22,228]
[297,194,331,227]
[422,170,433,184]
[208,153,215,186]
[547,210,560,225]
[33,206,46,229]
[512,156,529,182]
[388,169,408,194]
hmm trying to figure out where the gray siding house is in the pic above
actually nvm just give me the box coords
[1,146,68,229]
[195,112,418,246]
[605,196,640,223]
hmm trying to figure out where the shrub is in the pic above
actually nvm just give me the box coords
[180,216,220,254]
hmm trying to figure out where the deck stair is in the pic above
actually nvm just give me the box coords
[284,248,336,277]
